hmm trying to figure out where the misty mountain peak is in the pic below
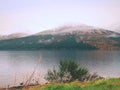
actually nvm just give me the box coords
[37,25,119,37]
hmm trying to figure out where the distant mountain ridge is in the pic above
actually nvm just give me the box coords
[37,25,110,35]
[36,25,120,38]
[0,25,119,50]
[0,33,29,40]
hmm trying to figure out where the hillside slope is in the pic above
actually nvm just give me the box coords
[0,25,119,50]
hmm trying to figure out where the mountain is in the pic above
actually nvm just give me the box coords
[37,25,120,37]
[105,23,120,33]
[0,33,29,40]
[0,25,119,50]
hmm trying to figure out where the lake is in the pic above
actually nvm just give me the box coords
[0,50,120,87]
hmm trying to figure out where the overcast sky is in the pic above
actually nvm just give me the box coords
[0,0,120,34]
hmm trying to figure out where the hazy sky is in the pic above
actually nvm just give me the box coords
[0,0,120,34]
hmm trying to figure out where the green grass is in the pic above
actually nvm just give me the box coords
[42,83,81,90]
[82,78,120,90]
[23,78,120,90]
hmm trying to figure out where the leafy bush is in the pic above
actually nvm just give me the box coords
[45,60,89,82]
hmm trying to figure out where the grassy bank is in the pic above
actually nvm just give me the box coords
[22,78,120,90]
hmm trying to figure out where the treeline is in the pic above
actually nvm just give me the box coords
[0,35,97,50]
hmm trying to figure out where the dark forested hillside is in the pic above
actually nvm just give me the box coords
[0,35,97,50]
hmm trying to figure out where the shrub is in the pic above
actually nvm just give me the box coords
[45,59,89,82]
[83,73,104,81]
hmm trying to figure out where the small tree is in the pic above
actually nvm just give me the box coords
[45,59,89,82]
[59,60,88,81]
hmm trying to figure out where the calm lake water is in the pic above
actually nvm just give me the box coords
[0,50,120,87]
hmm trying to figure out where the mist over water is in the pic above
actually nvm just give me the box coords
[0,50,120,87]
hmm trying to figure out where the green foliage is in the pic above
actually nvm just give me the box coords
[39,78,120,90]
[82,78,120,90]
[59,60,88,81]
[42,83,82,90]
[21,78,120,90]
[45,68,59,82]
[45,60,89,82]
